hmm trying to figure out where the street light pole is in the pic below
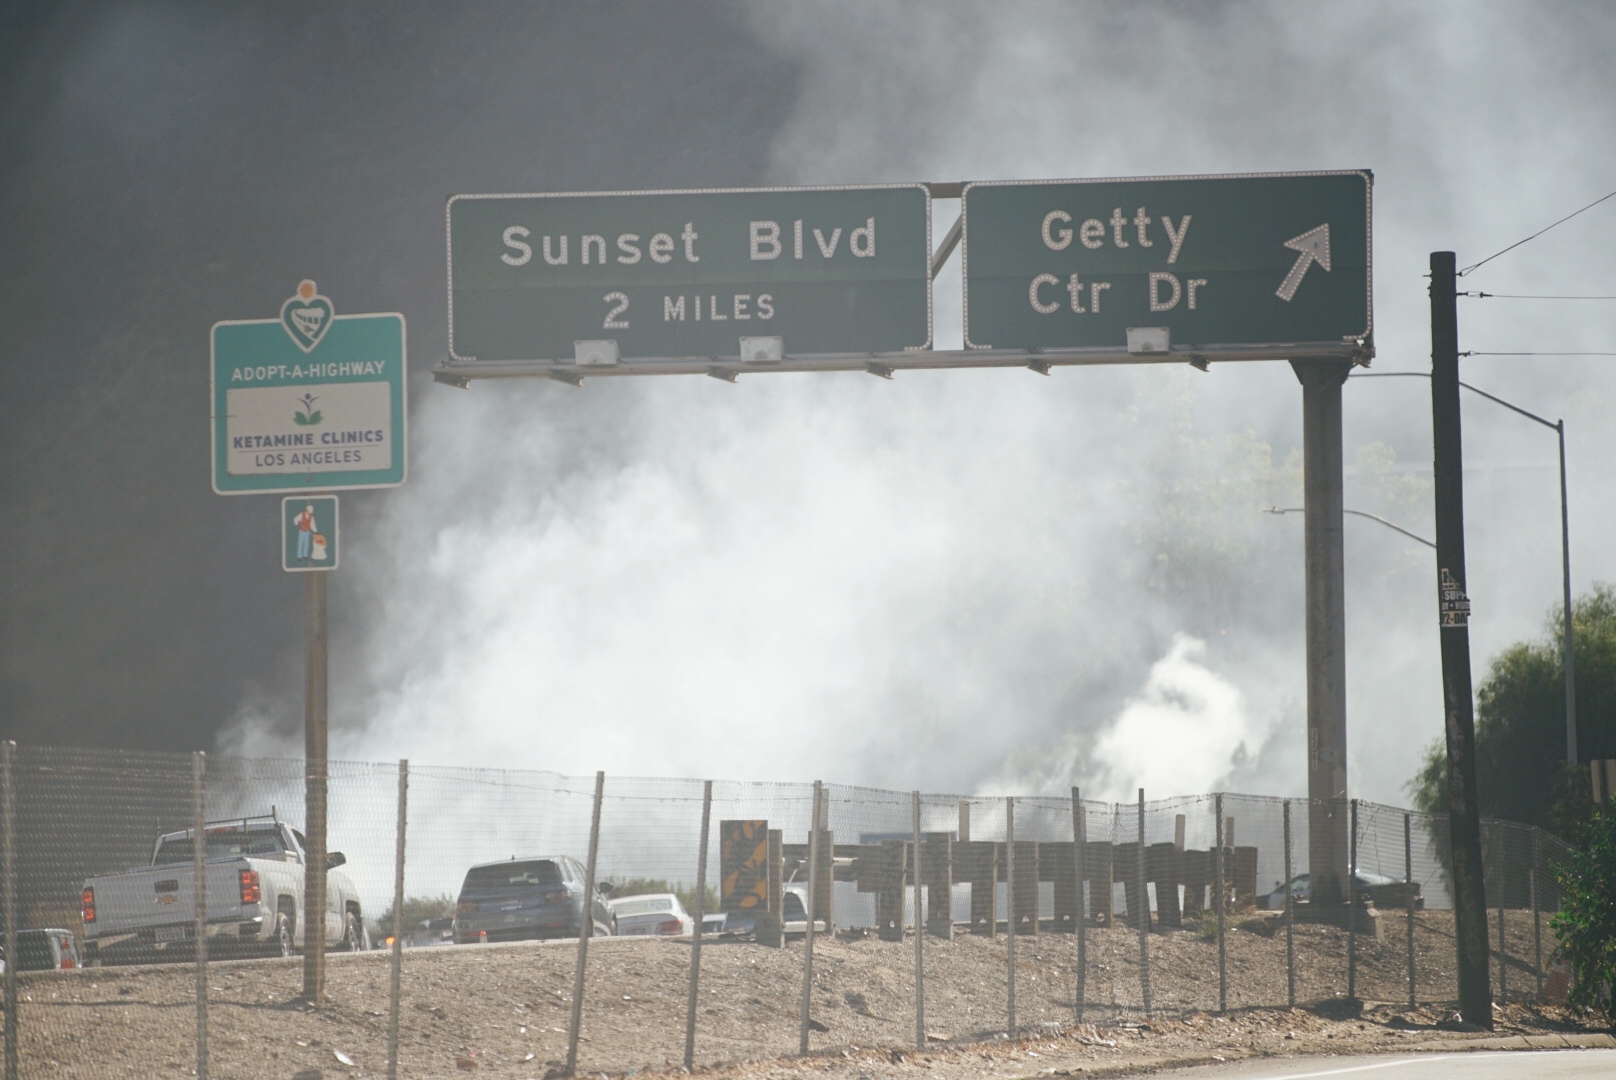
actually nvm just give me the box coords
[1557,420,1577,766]
[1350,371,1577,766]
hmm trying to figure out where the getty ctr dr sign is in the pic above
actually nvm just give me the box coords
[963,171,1371,352]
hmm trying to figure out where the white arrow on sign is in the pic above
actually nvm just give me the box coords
[1275,224,1331,302]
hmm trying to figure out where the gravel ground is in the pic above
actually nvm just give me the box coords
[10,913,1608,1080]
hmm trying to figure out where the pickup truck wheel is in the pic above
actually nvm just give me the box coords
[341,912,362,952]
[271,914,294,959]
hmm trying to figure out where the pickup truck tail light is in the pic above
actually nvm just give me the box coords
[81,887,96,924]
[239,869,262,905]
[59,949,75,970]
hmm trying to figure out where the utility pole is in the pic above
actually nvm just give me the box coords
[1429,251,1492,1028]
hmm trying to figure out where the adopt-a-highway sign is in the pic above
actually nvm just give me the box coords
[447,185,932,362]
[962,171,1371,351]
[212,281,406,494]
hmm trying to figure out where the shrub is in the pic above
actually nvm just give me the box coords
[1551,807,1616,1020]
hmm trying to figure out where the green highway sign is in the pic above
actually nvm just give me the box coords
[211,281,407,494]
[961,171,1371,351]
[447,185,932,362]
[282,495,338,572]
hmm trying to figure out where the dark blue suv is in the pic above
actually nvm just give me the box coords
[453,856,613,943]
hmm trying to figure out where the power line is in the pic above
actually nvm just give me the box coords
[1460,292,1616,300]
[1461,351,1616,357]
[1458,185,1616,276]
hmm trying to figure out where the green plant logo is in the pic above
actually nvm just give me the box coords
[294,392,323,426]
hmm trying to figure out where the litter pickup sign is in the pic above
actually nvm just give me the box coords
[962,171,1371,351]
[211,281,407,494]
[447,185,932,362]
[282,495,338,572]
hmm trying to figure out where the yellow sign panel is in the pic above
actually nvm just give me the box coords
[720,820,770,912]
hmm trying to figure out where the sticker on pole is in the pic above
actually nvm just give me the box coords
[212,282,406,494]
[282,495,338,572]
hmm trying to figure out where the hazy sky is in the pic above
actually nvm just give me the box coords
[4,2,1615,808]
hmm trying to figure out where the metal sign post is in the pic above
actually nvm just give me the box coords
[212,283,406,1004]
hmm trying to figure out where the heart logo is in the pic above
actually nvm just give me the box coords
[281,280,334,352]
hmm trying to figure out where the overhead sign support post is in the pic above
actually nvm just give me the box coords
[211,282,406,1003]
[960,171,1372,916]
[432,176,1373,928]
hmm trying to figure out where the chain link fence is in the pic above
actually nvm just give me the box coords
[0,744,1574,1079]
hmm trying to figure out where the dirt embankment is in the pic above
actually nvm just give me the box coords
[11,915,1611,1080]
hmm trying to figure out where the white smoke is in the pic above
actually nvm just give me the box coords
[215,3,1616,809]
[1087,635,1267,802]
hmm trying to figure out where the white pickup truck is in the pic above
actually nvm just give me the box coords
[80,816,363,963]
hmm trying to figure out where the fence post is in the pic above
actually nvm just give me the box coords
[1530,827,1542,999]
[799,780,823,1055]
[3,741,17,1080]
[1137,789,1150,1017]
[1072,787,1085,1023]
[1405,812,1416,1007]
[1215,794,1226,1013]
[1283,800,1295,1009]
[387,760,408,1080]
[565,771,605,1076]
[1497,903,1507,1003]
[192,751,209,1080]
[1006,796,1017,1039]
[1347,799,1357,1001]
[684,780,713,1070]
[912,790,924,1051]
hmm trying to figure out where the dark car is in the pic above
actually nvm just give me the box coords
[453,856,613,944]
[1260,872,1424,911]
[0,929,81,972]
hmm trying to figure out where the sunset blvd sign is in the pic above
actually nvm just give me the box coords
[446,185,931,362]
[961,171,1371,351]
[211,281,406,494]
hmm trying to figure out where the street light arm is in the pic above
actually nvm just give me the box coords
[1265,506,1436,549]
[1457,381,1558,431]
[1348,370,1560,430]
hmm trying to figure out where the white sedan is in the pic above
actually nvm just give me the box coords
[608,894,694,937]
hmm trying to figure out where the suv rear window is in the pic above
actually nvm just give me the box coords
[462,860,563,890]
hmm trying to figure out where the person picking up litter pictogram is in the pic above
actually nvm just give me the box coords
[295,503,317,563]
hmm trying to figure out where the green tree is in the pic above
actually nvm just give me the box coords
[368,893,456,942]
[1551,806,1616,1019]
[1408,584,1616,831]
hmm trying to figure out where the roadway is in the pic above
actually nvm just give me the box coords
[1158,1051,1616,1079]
